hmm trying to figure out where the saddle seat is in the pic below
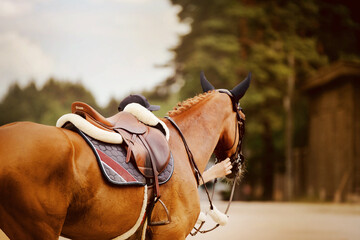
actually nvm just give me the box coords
[70,101,171,192]
[71,102,169,139]
[71,101,120,131]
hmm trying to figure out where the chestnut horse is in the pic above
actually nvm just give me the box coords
[0,73,250,240]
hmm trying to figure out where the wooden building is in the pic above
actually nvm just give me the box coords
[301,61,360,202]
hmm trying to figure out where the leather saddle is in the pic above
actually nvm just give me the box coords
[71,101,170,198]
[71,101,122,132]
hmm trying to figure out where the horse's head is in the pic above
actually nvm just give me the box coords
[200,71,251,179]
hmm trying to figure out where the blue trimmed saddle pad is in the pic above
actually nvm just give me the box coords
[77,129,174,186]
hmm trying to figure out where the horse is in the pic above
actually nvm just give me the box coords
[0,72,250,240]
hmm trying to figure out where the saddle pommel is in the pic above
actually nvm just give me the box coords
[114,112,147,134]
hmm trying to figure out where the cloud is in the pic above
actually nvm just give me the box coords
[108,0,152,3]
[0,0,188,106]
[0,0,47,17]
[0,32,54,91]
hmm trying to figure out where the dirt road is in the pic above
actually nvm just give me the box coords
[1,202,359,240]
[189,201,360,240]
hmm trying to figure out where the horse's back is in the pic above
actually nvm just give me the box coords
[0,122,74,179]
[0,121,198,239]
[0,122,75,240]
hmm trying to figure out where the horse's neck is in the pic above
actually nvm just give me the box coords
[171,93,232,172]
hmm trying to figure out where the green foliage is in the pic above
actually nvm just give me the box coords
[101,97,120,117]
[0,78,179,127]
[149,91,181,118]
[1,0,358,202]
[0,79,100,126]
[166,0,360,200]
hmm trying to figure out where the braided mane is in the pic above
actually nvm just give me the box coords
[167,91,215,117]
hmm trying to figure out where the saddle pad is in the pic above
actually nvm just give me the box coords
[77,129,174,186]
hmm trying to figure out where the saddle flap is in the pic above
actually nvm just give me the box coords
[74,129,174,186]
[114,112,147,135]
[144,128,171,174]
[117,124,171,178]
[117,128,153,177]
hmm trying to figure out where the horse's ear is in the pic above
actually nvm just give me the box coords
[200,71,215,92]
[230,72,251,102]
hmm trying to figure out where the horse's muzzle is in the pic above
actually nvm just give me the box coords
[226,153,245,179]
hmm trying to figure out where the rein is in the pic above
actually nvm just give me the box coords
[164,90,245,235]
[164,116,214,210]
[191,177,238,235]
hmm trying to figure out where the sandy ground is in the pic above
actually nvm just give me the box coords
[1,201,359,240]
[188,201,360,240]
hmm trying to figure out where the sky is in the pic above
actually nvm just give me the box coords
[0,0,188,106]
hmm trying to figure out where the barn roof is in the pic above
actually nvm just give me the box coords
[302,61,360,91]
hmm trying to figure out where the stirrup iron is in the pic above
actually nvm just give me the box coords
[148,198,171,226]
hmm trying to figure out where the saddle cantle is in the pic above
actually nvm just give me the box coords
[71,101,114,131]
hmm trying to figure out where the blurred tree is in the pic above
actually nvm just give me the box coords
[1,0,358,202]
[0,79,100,126]
[170,0,241,99]
[166,0,360,200]
[102,97,120,117]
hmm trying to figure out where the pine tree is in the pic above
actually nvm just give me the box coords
[167,0,359,200]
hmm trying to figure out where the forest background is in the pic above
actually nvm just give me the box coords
[1,0,359,201]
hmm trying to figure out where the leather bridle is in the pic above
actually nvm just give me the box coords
[165,89,246,235]
[217,89,245,178]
